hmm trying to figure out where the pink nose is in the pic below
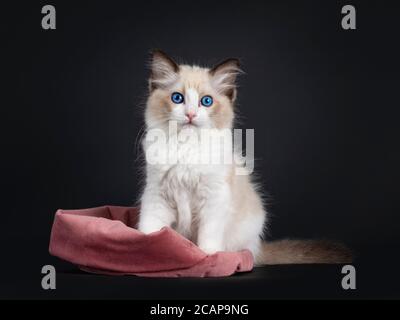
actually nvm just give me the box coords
[186,112,196,122]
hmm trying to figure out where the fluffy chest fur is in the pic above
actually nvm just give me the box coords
[145,133,231,239]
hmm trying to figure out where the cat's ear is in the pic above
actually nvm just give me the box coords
[209,58,242,101]
[149,49,179,91]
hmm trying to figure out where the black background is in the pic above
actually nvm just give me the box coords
[1,0,400,299]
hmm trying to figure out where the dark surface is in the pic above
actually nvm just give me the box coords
[1,241,399,299]
[1,0,400,299]
[0,265,365,300]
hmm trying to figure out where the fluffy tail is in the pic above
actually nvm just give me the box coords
[258,239,352,265]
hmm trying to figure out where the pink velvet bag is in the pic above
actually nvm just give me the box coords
[49,206,254,277]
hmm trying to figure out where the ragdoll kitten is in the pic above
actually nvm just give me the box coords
[138,50,351,265]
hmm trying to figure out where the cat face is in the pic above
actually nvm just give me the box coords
[145,50,241,130]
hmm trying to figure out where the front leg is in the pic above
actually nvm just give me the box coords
[197,184,230,254]
[138,186,175,234]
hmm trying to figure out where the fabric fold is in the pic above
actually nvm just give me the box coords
[49,205,253,277]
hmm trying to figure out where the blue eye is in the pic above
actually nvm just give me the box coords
[201,95,213,107]
[171,92,184,104]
